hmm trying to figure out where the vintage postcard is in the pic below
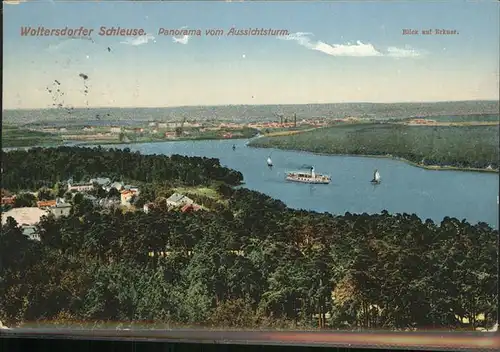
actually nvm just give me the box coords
[1,1,499,350]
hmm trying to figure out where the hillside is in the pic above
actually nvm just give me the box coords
[3,100,499,126]
[249,123,500,170]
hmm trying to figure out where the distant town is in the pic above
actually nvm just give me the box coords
[37,116,337,142]
[24,113,499,144]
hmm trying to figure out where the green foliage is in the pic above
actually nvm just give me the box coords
[37,187,55,201]
[0,148,497,331]
[2,146,244,191]
[1,189,497,330]
[250,123,499,169]
[13,193,37,207]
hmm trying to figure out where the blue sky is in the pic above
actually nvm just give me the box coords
[3,1,499,108]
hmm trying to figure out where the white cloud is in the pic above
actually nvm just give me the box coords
[121,34,155,46]
[172,26,190,45]
[313,40,382,57]
[278,32,424,58]
[172,35,189,45]
[386,46,423,58]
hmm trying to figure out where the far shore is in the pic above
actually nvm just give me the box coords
[1,135,256,149]
[3,134,498,174]
[248,144,500,174]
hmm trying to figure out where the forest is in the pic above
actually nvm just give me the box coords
[249,123,500,170]
[1,146,244,191]
[1,147,498,330]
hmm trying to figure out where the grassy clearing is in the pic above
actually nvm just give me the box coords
[418,114,499,123]
[2,126,62,147]
[262,127,324,137]
[173,186,220,199]
[249,123,499,171]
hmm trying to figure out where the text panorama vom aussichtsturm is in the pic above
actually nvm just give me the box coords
[20,26,290,37]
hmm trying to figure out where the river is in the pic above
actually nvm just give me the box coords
[71,138,498,229]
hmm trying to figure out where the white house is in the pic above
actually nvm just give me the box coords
[106,182,124,192]
[167,122,181,128]
[67,181,94,192]
[48,198,72,218]
[120,189,138,206]
[89,177,112,187]
[22,226,40,241]
[166,193,193,208]
[143,202,155,213]
[99,198,121,209]
[123,185,140,195]
[110,127,122,134]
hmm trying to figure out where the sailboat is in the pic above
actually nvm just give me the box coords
[371,169,381,184]
[267,156,273,167]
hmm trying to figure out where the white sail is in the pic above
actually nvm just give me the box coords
[371,169,381,183]
[267,157,273,166]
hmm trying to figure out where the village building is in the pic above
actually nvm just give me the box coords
[166,193,193,208]
[37,198,72,218]
[106,182,124,192]
[1,196,16,205]
[36,200,57,208]
[50,203,72,218]
[22,226,40,241]
[120,189,139,205]
[67,181,94,192]
[123,185,140,193]
[89,177,112,188]
[143,202,155,214]
[99,198,121,209]
[181,203,202,213]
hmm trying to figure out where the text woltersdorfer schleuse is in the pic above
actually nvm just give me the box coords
[20,26,146,37]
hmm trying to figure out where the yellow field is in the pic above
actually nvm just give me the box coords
[262,128,321,137]
[403,121,499,127]
[173,187,219,199]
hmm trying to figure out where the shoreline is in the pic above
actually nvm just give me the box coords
[247,144,499,174]
[1,135,256,149]
[3,136,498,174]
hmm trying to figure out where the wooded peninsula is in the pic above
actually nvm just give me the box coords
[249,123,499,171]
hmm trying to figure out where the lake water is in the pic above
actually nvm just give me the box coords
[79,138,499,229]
